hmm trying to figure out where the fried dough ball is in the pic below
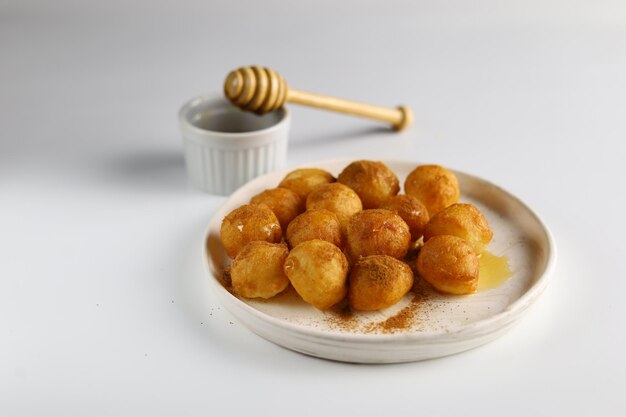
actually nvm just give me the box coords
[220,204,282,258]
[349,255,414,311]
[306,183,363,234]
[250,187,304,230]
[379,195,430,241]
[416,235,479,295]
[346,209,411,261]
[404,165,460,216]
[337,160,400,209]
[286,209,343,249]
[278,168,335,199]
[424,203,493,253]
[230,242,289,299]
[283,239,349,310]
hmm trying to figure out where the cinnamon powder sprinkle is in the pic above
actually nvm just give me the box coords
[323,285,432,334]
[368,301,416,333]
[366,285,430,334]
[325,299,359,332]
[365,295,417,333]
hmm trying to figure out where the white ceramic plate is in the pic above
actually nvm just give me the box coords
[204,159,556,363]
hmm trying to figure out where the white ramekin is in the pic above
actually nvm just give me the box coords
[178,94,290,195]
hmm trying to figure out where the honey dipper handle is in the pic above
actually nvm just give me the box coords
[287,89,413,131]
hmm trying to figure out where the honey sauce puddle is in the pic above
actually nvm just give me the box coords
[478,251,512,291]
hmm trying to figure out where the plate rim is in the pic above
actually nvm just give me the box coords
[203,158,557,344]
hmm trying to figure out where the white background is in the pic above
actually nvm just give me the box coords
[2,0,625,415]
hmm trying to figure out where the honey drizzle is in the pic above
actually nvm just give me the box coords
[478,251,512,290]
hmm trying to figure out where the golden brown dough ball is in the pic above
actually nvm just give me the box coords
[337,160,400,209]
[348,255,414,311]
[346,209,411,261]
[220,204,282,258]
[230,241,289,299]
[416,235,479,295]
[283,239,349,310]
[286,209,343,249]
[305,183,363,234]
[379,195,430,241]
[424,203,493,253]
[404,165,460,216]
[250,187,304,230]
[278,168,335,199]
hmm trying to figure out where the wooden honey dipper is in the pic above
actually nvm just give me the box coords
[224,66,413,131]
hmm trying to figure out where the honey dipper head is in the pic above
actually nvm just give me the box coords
[224,66,288,114]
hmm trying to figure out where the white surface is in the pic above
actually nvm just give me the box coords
[1,0,625,415]
[206,159,556,363]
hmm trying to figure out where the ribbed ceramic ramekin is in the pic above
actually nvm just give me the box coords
[178,94,290,195]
